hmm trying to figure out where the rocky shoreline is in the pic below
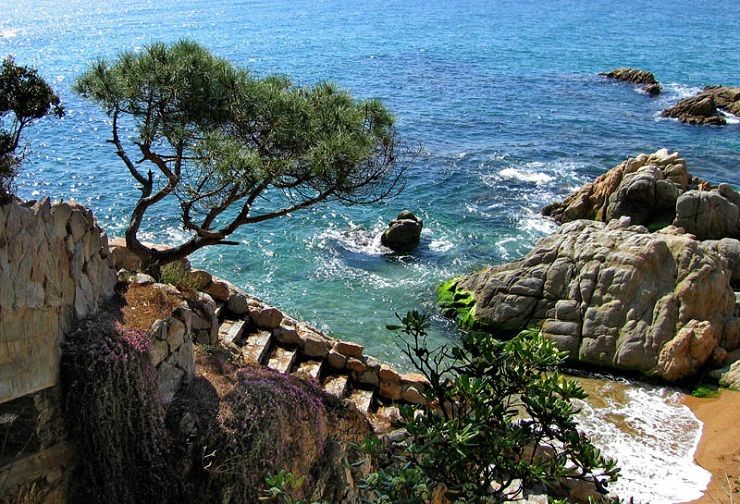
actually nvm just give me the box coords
[599,67,740,126]
[441,149,740,386]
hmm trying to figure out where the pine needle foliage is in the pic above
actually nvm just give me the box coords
[75,40,406,273]
[0,56,63,201]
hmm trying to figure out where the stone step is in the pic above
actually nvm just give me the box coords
[241,330,272,365]
[323,375,349,398]
[267,346,298,374]
[348,388,375,414]
[219,318,246,345]
[293,359,323,381]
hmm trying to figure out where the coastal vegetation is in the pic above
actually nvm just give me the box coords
[75,40,405,275]
[366,311,619,502]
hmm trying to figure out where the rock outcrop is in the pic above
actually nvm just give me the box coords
[440,218,739,381]
[600,67,661,96]
[380,210,423,251]
[662,86,740,125]
[542,149,740,241]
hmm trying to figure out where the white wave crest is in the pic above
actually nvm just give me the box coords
[576,380,710,503]
[0,28,19,38]
[498,167,554,184]
[664,82,703,100]
[719,109,740,124]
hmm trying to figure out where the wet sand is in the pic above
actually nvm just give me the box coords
[683,389,740,504]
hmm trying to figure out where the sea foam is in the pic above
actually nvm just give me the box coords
[576,379,711,503]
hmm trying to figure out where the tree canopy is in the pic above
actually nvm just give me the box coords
[76,40,404,272]
[0,56,63,201]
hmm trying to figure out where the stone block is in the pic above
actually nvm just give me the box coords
[303,332,330,358]
[334,340,364,358]
[250,306,283,330]
[326,350,347,369]
[150,338,169,366]
[226,292,250,315]
[401,373,429,390]
[157,361,185,405]
[378,365,401,382]
[273,323,303,346]
[188,269,213,290]
[347,358,367,373]
[357,369,379,387]
[203,280,230,302]
[401,386,426,405]
[379,380,403,400]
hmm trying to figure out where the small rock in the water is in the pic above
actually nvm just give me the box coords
[662,86,740,125]
[600,67,661,96]
[381,210,423,252]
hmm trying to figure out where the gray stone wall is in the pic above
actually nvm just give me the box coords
[0,198,116,403]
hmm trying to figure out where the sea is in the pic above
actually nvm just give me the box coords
[2,1,739,501]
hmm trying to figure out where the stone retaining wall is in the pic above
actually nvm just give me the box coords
[0,198,117,502]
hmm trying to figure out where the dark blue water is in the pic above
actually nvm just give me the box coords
[3,0,739,368]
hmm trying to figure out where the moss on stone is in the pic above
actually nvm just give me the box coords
[437,278,480,330]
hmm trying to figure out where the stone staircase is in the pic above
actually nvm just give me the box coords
[215,305,428,426]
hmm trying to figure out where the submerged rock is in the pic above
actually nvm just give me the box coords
[440,219,739,381]
[662,86,740,125]
[380,210,423,251]
[600,67,661,96]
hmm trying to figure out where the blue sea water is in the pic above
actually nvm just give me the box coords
[3,0,739,363]
[3,1,738,501]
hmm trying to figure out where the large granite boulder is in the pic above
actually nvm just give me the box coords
[380,210,423,252]
[542,149,740,241]
[542,149,701,226]
[439,218,739,381]
[674,189,740,240]
[600,67,661,96]
[662,86,740,125]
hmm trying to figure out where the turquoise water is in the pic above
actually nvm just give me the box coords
[2,0,739,369]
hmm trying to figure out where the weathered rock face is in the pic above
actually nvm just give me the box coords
[600,67,661,96]
[674,189,740,240]
[543,149,700,226]
[662,86,740,125]
[380,210,423,251]
[0,198,117,403]
[443,219,738,381]
[542,149,740,241]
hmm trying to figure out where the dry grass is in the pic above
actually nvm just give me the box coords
[121,284,182,331]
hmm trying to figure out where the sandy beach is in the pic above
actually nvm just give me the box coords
[683,389,740,504]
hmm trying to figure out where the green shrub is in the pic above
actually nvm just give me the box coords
[691,384,719,398]
[160,261,199,293]
[371,311,620,503]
